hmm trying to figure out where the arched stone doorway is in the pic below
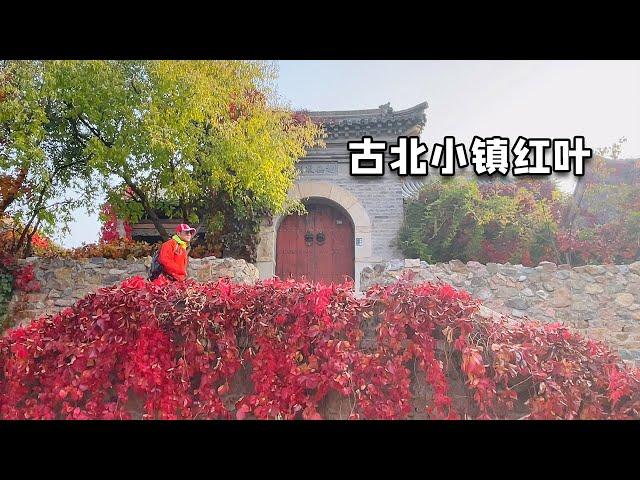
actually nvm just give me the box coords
[276,199,354,284]
[256,181,373,291]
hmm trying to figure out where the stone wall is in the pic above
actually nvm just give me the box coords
[7,256,259,326]
[361,259,640,362]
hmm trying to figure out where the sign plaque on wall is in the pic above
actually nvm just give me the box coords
[297,163,338,176]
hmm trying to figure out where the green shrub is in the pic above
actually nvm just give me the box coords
[398,177,563,266]
[0,272,13,330]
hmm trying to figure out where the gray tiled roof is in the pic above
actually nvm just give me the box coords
[309,101,428,140]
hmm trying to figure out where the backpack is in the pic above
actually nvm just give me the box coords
[148,249,164,281]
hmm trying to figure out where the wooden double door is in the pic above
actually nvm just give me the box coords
[276,203,354,285]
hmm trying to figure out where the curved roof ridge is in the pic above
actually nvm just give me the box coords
[308,101,428,120]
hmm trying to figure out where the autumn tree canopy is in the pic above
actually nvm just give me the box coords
[1,60,322,253]
[0,60,98,256]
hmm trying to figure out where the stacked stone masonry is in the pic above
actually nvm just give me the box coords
[7,256,258,326]
[8,254,640,364]
[361,259,640,363]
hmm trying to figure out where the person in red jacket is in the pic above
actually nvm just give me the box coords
[158,223,196,281]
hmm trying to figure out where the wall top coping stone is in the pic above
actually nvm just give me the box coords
[370,258,640,272]
[18,255,229,265]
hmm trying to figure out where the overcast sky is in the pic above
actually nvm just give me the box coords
[59,60,640,248]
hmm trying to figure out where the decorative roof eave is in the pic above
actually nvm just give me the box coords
[309,101,428,140]
[401,178,429,200]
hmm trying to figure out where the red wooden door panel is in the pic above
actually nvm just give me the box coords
[276,204,354,284]
[276,209,313,281]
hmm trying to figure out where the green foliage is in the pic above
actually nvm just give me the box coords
[0,61,102,256]
[399,177,564,266]
[0,60,99,257]
[2,60,320,256]
[399,178,480,263]
[0,272,13,330]
[43,60,321,240]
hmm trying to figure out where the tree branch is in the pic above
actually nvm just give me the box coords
[77,115,113,148]
[121,172,170,240]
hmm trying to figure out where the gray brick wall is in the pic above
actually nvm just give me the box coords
[297,150,405,262]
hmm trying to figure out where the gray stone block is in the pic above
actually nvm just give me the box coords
[506,297,528,311]
[404,258,421,268]
[386,259,404,271]
[54,298,76,307]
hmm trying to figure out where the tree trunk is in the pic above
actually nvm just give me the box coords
[23,218,41,258]
[559,175,589,266]
[563,176,587,230]
[122,176,170,241]
[14,216,35,258]
[145,208,170,241]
